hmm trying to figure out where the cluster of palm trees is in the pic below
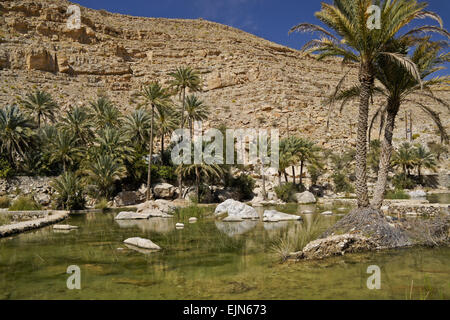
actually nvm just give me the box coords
[0,66,213,208]
[278,136,322,187]
[392,142,437,181]
[291,0,449,210]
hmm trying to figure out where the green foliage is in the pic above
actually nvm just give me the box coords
[392,173,416,190]
[152,165,177,183]
[307,163,324,185]
[9,196,41,211]
[227,174,255,201]
[274,183,297,203]
[0,157,13,178]
[94,198,109,211]
[367,140,381,174]
[173,205,214,221]
[332,172,354,193]
[0,196,11,209]
[385,189,410,200]
[51,172,86,210]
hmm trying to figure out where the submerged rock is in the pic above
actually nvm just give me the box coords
[53,224,78,230]
[114,211,151,220]
[294,191,316,204]
[214,199,259,220]
[123,237,161,250]
[263,210,302,222]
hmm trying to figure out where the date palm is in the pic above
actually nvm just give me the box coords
[156,105,179,163]
[94,127,134,164]
[185,95,209,136]
[169,66,201,199]
[83,154,126,200]
[123,109,152,153]
[331,39,449,208]
[89,96,121,129]
[138,82,172,201]
[414,144,437,180]
[392,142,416,176]
[20,90,57,128]
[0,105,34,167]
[295,138,321,186]
[49,130,82,172]
[59,106,94,145]
[51,172,85,210]
[290,0,446,208]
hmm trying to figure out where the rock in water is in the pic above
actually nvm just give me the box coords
[214,199,259,220]
[263,210,302,222]
[115,211,151,220]
[53,224,78,230]
[176,223,185,228]
[321,211,333,216]
[294,191,317,204]
[123,237,161,250]
[188,217,198,223]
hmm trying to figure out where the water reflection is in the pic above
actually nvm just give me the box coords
[115,218,175,234]
[215,220,258,236]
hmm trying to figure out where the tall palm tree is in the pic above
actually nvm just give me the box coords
[332,39,449,208]
[59,106,94,145]
[156,105,179,163]
[138,82,172,201]
[169,66,201,199]
[184,95,209,136]
[414,144,437,180]
[20,90,57,128]
[123,109,152,153]
[0,105,34,167]
[278,139,293,185]
[49,130,82,172]
[290,0,446,208]
[83,154,126,200]
[89,96,121,129]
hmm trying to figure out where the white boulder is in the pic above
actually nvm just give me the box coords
[263,210,302,222]
[214,199,259,220]
[123,237,161,250]
[321,211,333,216]
[188,217,198,224]
[53,224,78,230]
[153,183,176,199]
[115,211,151,220]
[295,191,316,204]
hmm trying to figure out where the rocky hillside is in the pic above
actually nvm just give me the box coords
[0,0,448,153]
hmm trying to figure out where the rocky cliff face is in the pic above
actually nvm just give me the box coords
[0,0,448,152]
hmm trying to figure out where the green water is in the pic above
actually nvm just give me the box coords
[0,204,449,300]
[427,193,450,204]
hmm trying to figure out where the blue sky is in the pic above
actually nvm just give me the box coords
[73,0,449,75]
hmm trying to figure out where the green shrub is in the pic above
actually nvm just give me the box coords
[274,183,297,203]
[174,205,214,221]
[0,196,10,208]
[9,196,41,211]
[0,158,13,179]
[151,165,177,183]
[392,174,416,190]
[332,173,354,193]
[51,173,86,210]
[94,198,109,211]
[228,174,255,200]
[385,189,410,200]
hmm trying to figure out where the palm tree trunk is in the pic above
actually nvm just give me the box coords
[292,166,296,185]
[299,160,304,186]
[284,171,288,183]
[178,88,186,199]
[371,104,398,209]
[160,134,165,165]
[278,171,282,186]
[261,163,267,200]
[195,166,200,203]
[146,104,155,201]
[355,63,373,208]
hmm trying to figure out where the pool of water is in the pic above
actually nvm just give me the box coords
[427,193,450,204]
[0,204,449,300]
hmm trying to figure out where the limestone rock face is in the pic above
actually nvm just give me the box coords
[124,237,161,250]
[26,48,56,72]
[0,0,448,154]
[295,191,316,204]
[214,199,259,220]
